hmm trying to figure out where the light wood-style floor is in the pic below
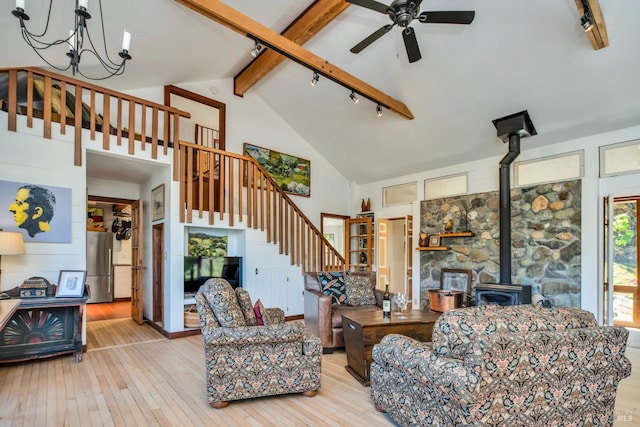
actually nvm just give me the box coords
[0,318,638,426]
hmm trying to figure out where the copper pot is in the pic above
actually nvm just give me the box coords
[428,289,464,312]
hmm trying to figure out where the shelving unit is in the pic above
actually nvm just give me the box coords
[346,215,373,271]
[416,231,475,251]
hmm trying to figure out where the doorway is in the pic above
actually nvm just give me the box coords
[377,216,413,306]
[609,196,640,329]
[86,195,139,322]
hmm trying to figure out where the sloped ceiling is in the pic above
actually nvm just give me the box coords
[1,0,639,184]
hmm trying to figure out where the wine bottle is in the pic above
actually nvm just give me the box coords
[383,283,391,317]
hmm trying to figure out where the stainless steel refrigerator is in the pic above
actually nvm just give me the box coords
[86,231,113,303]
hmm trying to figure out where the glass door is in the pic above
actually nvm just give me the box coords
[611,196,640,328]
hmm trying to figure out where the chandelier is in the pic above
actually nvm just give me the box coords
[11,0,132,80]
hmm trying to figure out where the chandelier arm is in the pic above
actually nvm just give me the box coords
[20,0,55,39]
[95,0,124,67]
[84,27,124,68]
[79,48,126,74]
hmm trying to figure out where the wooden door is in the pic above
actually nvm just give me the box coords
[377,218,390,289]
[130,199,143,324]
[405,215,413,309]
[152,223,164,323]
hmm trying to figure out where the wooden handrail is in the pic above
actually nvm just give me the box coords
[1,67,190,166]
[178,140,346,273]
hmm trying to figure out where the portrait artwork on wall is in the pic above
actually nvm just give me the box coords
[243,143,311,197]
[0,180,72,243]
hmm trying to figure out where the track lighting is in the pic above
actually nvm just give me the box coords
[376,104,383,117]
[310,71,319,87]
[579,0,594,32]
[580,13,593,31]
[349,90,359,104]
[250,41,263,57]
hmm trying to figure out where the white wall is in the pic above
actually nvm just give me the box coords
[355,124,640,322]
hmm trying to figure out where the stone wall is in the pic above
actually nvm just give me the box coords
[419,179,581,308]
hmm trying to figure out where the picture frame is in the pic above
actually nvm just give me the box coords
[243,143,311,197]
[56,270,87,298]
[428,235,441,247]
[441,268,472,294]
[151,184,165,221]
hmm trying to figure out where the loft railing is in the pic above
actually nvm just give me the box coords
[177,140,346,273]
[0,67,190,166]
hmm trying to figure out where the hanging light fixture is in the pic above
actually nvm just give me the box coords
[11,0,132,80]
[310,71,319,87]
[349,90,359,104]
[376,104,383,117]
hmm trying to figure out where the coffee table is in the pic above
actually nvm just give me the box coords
[341,309,440,386]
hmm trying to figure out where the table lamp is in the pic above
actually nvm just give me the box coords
[0,230,25,293]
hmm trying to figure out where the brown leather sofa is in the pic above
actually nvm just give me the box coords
[303,271,382,353]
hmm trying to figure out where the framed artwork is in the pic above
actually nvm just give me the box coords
[428,235,441,247]
[0,180,72,243]
[56,270,87,298]
[151,184,165,221]
[87,207,104,228]
[243,143,311,197]
[441,268,472,294]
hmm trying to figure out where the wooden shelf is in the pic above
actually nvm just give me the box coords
[416,246,449,251]
[437,231,475,238]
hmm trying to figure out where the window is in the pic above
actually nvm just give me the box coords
[514,151,583,187]
[424,173,468,200]
[600,139,640,177]
[383,182,417,206]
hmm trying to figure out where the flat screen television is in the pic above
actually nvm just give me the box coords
[184,256,242,295]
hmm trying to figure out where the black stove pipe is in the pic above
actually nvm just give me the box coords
[498,134,521,284]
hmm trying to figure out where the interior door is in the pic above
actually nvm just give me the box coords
[130,199,143,324]
[377,218,390,289]
[608,196,640,328]
[405,215,413,309]
[152,223,164,323]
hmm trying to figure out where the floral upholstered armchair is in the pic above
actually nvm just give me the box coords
[195,278,322,408]
[370,304,632,426]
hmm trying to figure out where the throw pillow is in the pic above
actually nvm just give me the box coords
[235,287,258,326]
[317,271,348,305]
[253,299,265,326]
[345,275,376,306]
[202,278,246,327]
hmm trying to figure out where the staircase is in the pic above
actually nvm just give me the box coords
[1,67,345,274]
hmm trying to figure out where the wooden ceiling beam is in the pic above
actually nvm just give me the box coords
[234,0,350,97]
[175,0,414,120]
[574,0,609,50]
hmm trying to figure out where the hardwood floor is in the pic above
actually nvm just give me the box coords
[86,301,132,322]
[0,319,638,426]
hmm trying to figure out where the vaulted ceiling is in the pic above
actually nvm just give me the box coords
[2,0,639,184]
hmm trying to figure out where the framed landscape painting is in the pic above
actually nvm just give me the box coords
[243,143,311,197]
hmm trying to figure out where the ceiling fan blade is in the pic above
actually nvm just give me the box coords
[346,0,390,15]
[402,27,421,63]
[350,24,395,54]
[417,11,475,25]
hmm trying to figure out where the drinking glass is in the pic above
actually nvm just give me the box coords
[394,293,408,318]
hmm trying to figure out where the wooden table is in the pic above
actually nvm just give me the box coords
[341,309,440,386]
[0,299,21,331]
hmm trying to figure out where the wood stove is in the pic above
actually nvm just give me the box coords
[475,283,532,306]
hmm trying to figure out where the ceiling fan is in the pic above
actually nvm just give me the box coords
[346,0,475,63]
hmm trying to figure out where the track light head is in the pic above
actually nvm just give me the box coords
[376,104,383,117]
[310,71,319,87]
[250,41,263,57]
[580,13,593,31]
[349,90,359,104]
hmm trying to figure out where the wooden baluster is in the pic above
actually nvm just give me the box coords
[26,71,33,128]
[186,146,193,223]
[116,98,122,145]
[238,159,244,224]
[59,81,66,134]
[74,84,82,166]
[152,107,159,160]
[102,93,110,150]
[140,105,146,151]
[228,157,234,227]
[43,75,52,139]
[90,89,96,140]
[128,99,135,154]
[218,154,225,221]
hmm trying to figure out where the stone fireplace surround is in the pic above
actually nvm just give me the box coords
[419,179,581,309]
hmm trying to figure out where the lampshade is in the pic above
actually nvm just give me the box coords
[0,231,25,255]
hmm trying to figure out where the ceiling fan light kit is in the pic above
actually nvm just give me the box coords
[347,0,475,63]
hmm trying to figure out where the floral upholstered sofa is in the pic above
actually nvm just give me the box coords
[195,278,322,408]
[370,304,632,426]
